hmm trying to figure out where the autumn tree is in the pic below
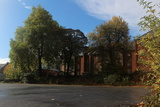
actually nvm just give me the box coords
[61,29,88,76]
[137,0,160,106]
[88,16,131,73]
[10,5,62,76]
[3,63,22,80]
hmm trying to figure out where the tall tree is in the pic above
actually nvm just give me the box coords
[24,5,61,76]
[61,29,88,76]
[137,0,160,106]
[10,5,62,76]
[88,16,131,73]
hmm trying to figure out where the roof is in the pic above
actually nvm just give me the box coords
[0,64,5,73]
[0,63,8,73]
[136,30,153,40]
[0,64,6,69]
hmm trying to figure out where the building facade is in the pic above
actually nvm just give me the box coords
[60,32,151,75]
[74,41,146,75]
[75,39,150,75]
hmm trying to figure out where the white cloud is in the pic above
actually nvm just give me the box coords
[75,0,159,30]
[24,6,31,9]
[18,0,31,9]
[0,58,10,64]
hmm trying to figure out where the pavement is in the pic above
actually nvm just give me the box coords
[0,83,150,107]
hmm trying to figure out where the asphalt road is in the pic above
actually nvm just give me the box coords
[0,83,150,107]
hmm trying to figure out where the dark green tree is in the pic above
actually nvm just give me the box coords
[88,16,131,73]
[10,5,62,76]
[24,5,62,76]
[61,29,88,76]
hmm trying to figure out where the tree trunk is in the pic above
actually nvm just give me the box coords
[66,61,70,76]
[101,51,105,72]
[38,48,42,76]
[74,56,77,76]
[109,46,114,65]
[66,54,73,76]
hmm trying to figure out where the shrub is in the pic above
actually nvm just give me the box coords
[22,73,38,83]
[103,74,120,85]
[128,71,154,85]
[121,76,131,86]
[90,74,105,84]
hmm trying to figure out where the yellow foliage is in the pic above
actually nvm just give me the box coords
[3,63,22,80]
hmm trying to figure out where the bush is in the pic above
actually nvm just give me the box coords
[22,73,38,83]
[90,74,105,84]
[130,71,156,86]
[121,76,132,86]
[103,73,138,86]
[143,73,160,107]
[104,74,120,85]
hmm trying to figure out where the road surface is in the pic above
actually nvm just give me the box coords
[0,83,149,107]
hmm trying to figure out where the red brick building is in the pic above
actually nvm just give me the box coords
[131,31,154,72]
[74,40,147,75]
[80,37,151,74]
[61,32,151,75]
[61,47,138,75]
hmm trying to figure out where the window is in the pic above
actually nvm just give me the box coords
[127,69,131,72]
[127,62,130,66]
[94,56,98,60]
[77,64,80,69]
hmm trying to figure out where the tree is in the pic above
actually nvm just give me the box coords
[88,16,131,73]
[10,5,62,76]
[3,63,22,80]
[24,5,62,76]
[10,27,37,73]
[137,0,160,106]
[61,29,88,76]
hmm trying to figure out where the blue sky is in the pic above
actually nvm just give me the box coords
[0,0,159,64]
